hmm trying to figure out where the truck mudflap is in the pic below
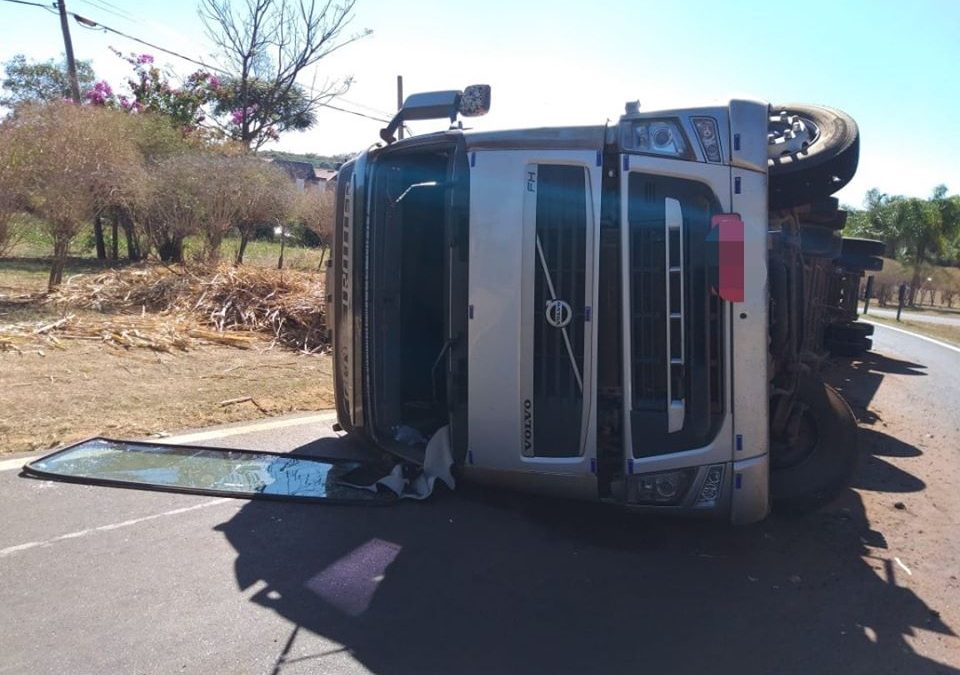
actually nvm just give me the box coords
[22,428,456,504]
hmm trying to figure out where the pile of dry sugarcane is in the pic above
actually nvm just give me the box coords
[2,264,329,353]
[0,313,258,353]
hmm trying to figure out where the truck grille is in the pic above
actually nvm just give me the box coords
[532,164,587,457]
[627,173,724,456]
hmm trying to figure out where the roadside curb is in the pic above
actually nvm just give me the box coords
[0,410,339,473]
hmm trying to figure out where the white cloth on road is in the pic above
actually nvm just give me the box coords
[346,425,455,500]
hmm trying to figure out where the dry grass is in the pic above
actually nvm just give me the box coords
[1,263,329,353]
[0,313,257,354]
[0,260,335,454]
[0,339,334,454]
[869,314,960,348]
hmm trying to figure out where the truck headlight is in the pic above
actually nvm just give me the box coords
[629,468,695,505]
[621,118,692,160]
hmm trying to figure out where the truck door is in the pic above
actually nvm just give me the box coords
[466,149,600,494]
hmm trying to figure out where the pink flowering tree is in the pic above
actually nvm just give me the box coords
[87,52,316,149]
[210,77,316,149]
[102,51,217,132]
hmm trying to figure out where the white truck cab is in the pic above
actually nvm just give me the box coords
[329,87,867,523]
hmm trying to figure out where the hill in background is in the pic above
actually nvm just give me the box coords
[257,150,354,170]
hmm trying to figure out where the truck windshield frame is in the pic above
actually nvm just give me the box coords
[361,137,470,466]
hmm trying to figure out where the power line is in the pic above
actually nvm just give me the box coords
[71,13,230,74]
[4,0,394,126]
[70,9,394,124]
[75,0,135,23]
[321,102,390,123]
[339,96,392,117]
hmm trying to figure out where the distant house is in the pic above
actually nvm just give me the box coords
[269,159,321,192]
[313,167,338,191]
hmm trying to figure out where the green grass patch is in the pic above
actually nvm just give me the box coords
[869,314,960,348]
[5,220,325,275]
[0,257,133,294]
[211,237,326,271]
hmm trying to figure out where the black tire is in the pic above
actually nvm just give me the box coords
[771,374,859,513]
[826,336,871,356]
[800,224,842,258]
[768,104,860,209]
[816,210,848,231]
[842,237,886,257]
[826,322,874,340]
[836,253,883,271]
[794,198,848,230]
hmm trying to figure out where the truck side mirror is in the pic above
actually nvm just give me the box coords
[380,85,492,144]
[459,85,491,117]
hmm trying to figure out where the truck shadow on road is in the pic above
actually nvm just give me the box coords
[216,352,956,675]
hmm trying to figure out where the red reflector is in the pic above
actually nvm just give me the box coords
[712,213,744,303]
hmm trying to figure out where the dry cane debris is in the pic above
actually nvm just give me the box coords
[0,264,327,353]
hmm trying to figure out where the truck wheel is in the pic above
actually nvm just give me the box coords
[800,224,842,258]
[770,373,859,514]
[768,104,860,209]
[826,322,874,342]
[842,237,886,257]
[796,198,848,230]
[836,253,884,272]
[825,336,872,356]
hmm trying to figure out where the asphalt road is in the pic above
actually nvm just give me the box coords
[2,324,959,675]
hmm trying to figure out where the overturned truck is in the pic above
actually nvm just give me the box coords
[24,86,882,524]
[326,86,881,523]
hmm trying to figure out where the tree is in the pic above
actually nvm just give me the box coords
[0,54,96,109]
[888,186,960,305]
[210,77,316,147]
[143,153,209,262]
[0,176,18,257]
[142,152,293,263]
[292,187,334,265]
[845,189,898,248]
[200,0,370,149]
[111,50,217,132]
[231,159,295,264]
[117,112,201,261]
[0,103,143,288]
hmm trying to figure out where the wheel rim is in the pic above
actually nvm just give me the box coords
[768,109,820,160]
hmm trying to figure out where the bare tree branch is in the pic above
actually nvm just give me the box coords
[199,0,367,148]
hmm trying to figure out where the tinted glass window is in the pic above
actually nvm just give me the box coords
[26,438,394,503]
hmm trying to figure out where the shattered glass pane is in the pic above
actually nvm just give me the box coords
[24,438,395,503]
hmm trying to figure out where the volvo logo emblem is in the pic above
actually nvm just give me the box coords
[545,299,573,328]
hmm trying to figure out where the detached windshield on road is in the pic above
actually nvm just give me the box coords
[23,438,395,504]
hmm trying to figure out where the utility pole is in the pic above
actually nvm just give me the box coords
[396,75,404,140]
[57,0,82,103]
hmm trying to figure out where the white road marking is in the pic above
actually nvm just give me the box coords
[0,457,32,473]
[162,411,338,444]
[0,498,232,559]
[866,320,960,355]
[0,411,338,473]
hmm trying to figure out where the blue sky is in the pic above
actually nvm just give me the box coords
[2,0,958,207]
